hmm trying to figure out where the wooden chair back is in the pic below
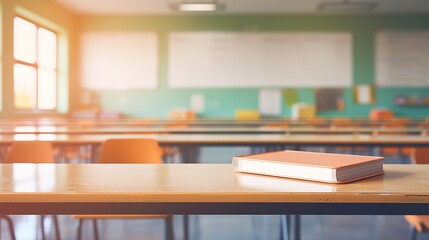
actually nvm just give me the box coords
[405,148,429,238]
[4,141,54,163]
[331,117,359,128]
[411,147,429,164]
[98,139,162,164]
[378,119,413,157]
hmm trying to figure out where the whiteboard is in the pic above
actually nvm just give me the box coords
[376,31,429,87]
[168,32,352,88]
[81,32,158,90]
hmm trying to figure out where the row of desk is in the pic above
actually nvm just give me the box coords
[0,133,427,164]
[0,118,428,240]
[0,125,427,135]
[0,117,427,128]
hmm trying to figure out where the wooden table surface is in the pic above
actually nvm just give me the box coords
[0,164,428,215]
[2,133,429,146]
[0,118,426,127]
[0,126,426,135]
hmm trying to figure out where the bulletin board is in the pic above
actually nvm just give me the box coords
[168,32,352,88]
[316,88,344,112]
[81,31,158,90]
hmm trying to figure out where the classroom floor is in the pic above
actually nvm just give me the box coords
[1,147,423,240]
[0,214,418,240]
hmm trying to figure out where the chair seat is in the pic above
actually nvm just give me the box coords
[74,139,175,240]
[404,215,429,232]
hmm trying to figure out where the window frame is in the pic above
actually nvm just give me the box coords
[13,15,59,113]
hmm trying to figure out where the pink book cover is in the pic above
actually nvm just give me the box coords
[233,150,384,183]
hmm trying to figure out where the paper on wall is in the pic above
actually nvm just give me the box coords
[259,90,282,116]
[190,94,205,113]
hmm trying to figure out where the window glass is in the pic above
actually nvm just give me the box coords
[38,68,57,110]
[14,17,37,63]
[38,28,57,69]
[14,64,37,109]
[13,16,58,111]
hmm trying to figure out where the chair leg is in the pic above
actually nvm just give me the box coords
[92,219,100,240]
[410,226,418,240]
[53,215,61,240]
[280,215,290,240]
[293,215,301,240]
[77,219,84,240]
[183,215,189,240]
[165,216,175,240]
[1,215,16,240]
[40,215,46,240]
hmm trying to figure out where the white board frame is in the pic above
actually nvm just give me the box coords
[81,31,158,90]
[376,31,429,87]
[168,32,352,88]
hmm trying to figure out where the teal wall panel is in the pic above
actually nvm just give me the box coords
[81,15,429,118]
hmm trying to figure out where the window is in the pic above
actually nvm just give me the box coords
[14,16,57,111]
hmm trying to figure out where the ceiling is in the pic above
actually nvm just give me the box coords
[53,0,429,15]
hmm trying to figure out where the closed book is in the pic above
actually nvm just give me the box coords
[233,150,384,183]
[235,173,336,192]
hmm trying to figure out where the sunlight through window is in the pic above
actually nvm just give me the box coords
[14,17,37,63]
[38,28,57,68]
[38,68,57,109]
[14,64,36,109]
[13,16,58,111]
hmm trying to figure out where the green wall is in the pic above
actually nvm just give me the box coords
[78,14,429,118]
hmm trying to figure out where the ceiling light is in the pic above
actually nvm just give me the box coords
[318,0,378,12]
[171,0,225,12]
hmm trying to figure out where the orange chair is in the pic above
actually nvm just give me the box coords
[330,117,357,129]
[3,141,61,240]
[329,118,365,154]
[377,118,413,162]
[304,117,325,124]
[263,122,289,128]
[418,118,429,128]
[162,123,189,163]
[4,141,55,163]
[404,147,429,240]
[73,139,174,240]
[404,216,429,240]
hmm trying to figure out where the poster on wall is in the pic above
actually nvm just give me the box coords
[259,89,282,116]
[354,85,375,105]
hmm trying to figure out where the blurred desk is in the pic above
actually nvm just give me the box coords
[0,134,429,163]
[0,118,427,128]
[0,126,426,135]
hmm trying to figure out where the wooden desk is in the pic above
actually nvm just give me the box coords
[1,133,429,163]
[1,163,428,214]
[0,126,426,135]
[0,117,426,128]
[0,126,287,134]
[0,164,428,240]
